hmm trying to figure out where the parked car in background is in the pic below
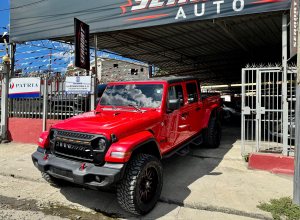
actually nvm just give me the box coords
[220,103,241,121]
[51,84,108,115]
[51,105,84,120]
[264,113,295,145]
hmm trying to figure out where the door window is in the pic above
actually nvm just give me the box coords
[167,85,184,108]
[186,82,198,104]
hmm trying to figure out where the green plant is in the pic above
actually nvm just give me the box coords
[257,197,300,220]
[243,155,249,162]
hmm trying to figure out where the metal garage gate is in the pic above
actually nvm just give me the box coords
[241,67,296,156]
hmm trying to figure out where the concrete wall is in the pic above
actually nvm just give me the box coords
[8,118,61,144]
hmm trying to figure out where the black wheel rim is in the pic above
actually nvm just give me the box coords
[139,166,158,204]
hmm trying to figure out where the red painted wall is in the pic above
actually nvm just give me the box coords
[8,118,61,144]
[248,153,294,175]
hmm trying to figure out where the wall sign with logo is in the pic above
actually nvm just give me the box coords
[291,0,299,58]
[65,76,91,94]
[74,18,90,71]
[11,0,291,43]
[9,77,40,98]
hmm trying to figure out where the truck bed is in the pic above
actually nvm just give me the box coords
[202,93,221,113]
[202,93,220,100]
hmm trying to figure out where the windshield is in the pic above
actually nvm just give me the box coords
[100,84,164,108]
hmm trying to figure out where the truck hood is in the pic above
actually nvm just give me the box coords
[51,110,161,139]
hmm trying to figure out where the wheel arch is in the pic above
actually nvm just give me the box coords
[131,138,162,160]
[105,131,162,163]
[203,105,220,128]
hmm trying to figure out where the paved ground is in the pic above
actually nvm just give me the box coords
[0,123,293,219]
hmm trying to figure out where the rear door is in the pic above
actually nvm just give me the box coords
[185,81,204,135]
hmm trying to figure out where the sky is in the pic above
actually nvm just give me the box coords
[0,0,10,38]
[0,0,74,75]
[0,0,145,76]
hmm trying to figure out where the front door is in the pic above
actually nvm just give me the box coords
[164,83,190,149]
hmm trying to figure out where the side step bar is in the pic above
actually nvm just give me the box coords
[162,133,203,159]
[176,145,190,156]
[192,135,203,146]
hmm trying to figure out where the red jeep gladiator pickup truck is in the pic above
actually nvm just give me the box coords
[32,77,221,215]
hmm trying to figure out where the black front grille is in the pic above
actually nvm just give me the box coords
[49,166,72,178]
[50,129,110,165]
[54,141,94,161]
[55,131,94,140]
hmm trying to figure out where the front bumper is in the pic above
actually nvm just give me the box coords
[32,149,126,189]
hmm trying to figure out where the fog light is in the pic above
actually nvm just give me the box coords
[34,159,38,167]
[95,176,102,183]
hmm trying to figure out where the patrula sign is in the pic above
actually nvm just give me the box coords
[74,18,90,70]
[10,0,290,43]
[8,77,40,98]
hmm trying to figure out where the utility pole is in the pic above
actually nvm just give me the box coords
[49,49,52,73]
[94,34,98,106]
[94,34,98,79]
[9,43,16,118]
[42,50,51,132]
[1,63,9,141]
[1,39,10,142]
[293,6,300,206]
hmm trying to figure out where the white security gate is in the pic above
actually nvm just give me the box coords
[241,67,295,156]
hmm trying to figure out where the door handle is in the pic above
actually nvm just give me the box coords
[182,113,189,117]
[196,108,201,111]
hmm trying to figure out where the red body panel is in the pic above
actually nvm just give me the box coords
[37,131,50,148]
[105,131,154,162]
[49,80,221,162]
[203,97,221,128]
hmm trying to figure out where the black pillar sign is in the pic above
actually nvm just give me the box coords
[291,0,299,58]
[0,35,9,43]
[74,18,90,70]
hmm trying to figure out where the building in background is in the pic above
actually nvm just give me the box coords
[65,57,149,83]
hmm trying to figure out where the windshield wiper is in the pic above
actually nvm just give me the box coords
[129,104,142,111]
[106,103,117,110]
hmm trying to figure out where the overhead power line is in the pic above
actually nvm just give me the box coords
[0,0,49,12]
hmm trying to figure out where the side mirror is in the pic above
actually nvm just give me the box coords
[169,99,181,111]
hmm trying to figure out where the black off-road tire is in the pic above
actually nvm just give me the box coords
[203,117,222,148]
[41,172,67,186]
[117,153,163,215]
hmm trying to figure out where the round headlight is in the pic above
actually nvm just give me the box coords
[54,130,58,136]
[98,139,106,151]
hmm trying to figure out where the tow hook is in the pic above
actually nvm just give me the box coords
[80,163,86,170]
[44,154,48,160]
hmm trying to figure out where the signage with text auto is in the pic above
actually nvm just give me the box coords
[11,0,291,43]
